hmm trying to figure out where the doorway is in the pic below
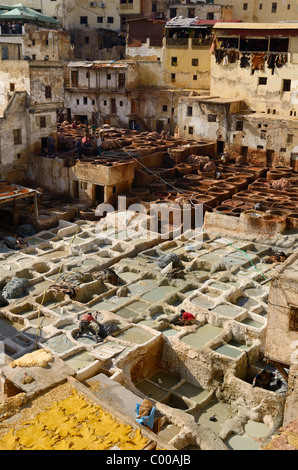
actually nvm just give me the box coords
[94,185,104,206]
[217,140,225,154]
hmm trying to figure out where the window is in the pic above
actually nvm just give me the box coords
[287,134,293,144]
[104,100,107,106]
[171,57,177,67]
[118,73,125,89]
[71,71,78,87]
[259,3,263,9]
[10,83,15,92]
[83,97,88,105]
[188,126,194,134]
[192,58,199,66]
[287,4,291,9]
[120,101,123,107]
[170,9,177,18]
[171,73,176,80]
[208,114,217,122]
[40,116,46,128]
[187,106,193,116]
[107,73,111,80]
[243,3,248,10]
[236,120,243,131]
[188,8,195,18]
[162,105,168,112]
[97,17,103,23]
[86,71,90,78]
[107,17,114,23]
[80,16,88,24]
[193,75,197,80]
[13,129,22,145]
[289,306,298,331]
[76,99,80,105]
[259,77,267,85]
[282,79,291,92]
[206,12,214,20]
[45,86,52,99]
[152,2,157,12]
[85,36,89,44]
[261,130,267,139]
[92,99,95,105]
[271,2,277,12]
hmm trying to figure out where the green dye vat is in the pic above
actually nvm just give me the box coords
[211,304,243,318]
[30,315,56,327]
[129,301,149,313]
[158,423,181,441]
[142,286,176,303]
[43,334,75,353]
[30,281,53,296]
[175,382,210,403]
[243,287,266,298]
[191,399,234,435]
[0,317,23,338]
[64,351,95,372]
[214,344,243,359]
[163,393,189,410]
[181,324,223,348]
[160,327,177,337]
[191,296,214,309]
[116,327,154,344]
[225,434,260,451]
[128,279,158,296]
[240,317,264,329]
[245,420,271,438]
[229,340,249,350]
[149,371,180,389]
[136,379,168,401]
[209,282,230,291]
[120,272,139,282]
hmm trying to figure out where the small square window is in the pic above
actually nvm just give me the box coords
[104,100,107,106]
[192,58,198,66]
[92,100,95,105]
[282,79,291,92]
[10,83,15,92]
[83,97,88,105]
[107,73,111,80]
[289,306,298,331]
[171,57,177,66]
[236,120,243,131]
[259,77,267,85]
[97,17,103,23]
[287,4,291,9]
[243,3,248,10]
[287,134,293,144]
[85,36,89,44]
[193,75,197,80]
[171,73,176,80]
[76,99,80,105]
[40,116,47,128]
[187,106,192,116]
[259,3,263,9]
[120,101,123,107]
[261,130,267,139]
[13,129,22,145]
[45,86,52,99]
[188,126,194,134]
[107,17,114,23]
[162,105,168,112]
[208,114,217,122]
[272,2,277,12]
[80,16,88,24]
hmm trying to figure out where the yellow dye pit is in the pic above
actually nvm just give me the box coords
[0,389,149,450]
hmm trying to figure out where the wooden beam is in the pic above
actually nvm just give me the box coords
[269,360,289,382]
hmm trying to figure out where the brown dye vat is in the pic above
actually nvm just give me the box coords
[213,182,237,196]
[266,209,291,217]
[287,213,298,229]
[208,188,230,204]
[175,163,193,176]
[262,214,287,233]
[241,210,264,229]
[215,205,234,214]
[193,195,217,208]
[182,174,202,183]
[267,170,289,180]
[198,170,216,179]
